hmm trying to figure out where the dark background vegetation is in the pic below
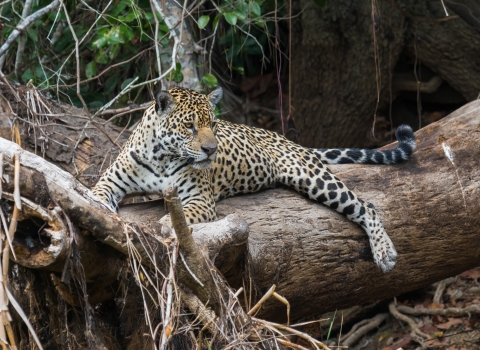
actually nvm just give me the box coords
[1,0,480,349]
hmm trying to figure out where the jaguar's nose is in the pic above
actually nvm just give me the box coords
[201,145,217,156]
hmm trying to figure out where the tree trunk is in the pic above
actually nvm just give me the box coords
[291,0,480,148]
[402,0,480,101]
[2,99,480,328]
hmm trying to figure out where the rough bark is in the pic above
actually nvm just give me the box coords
[232,100,480,321]
[2,100,480,324]
[291,0,480,148]
[154,0,202,90]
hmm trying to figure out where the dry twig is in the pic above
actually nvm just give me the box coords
[253,317,331,350]
[433,277,457,304]
[61,1,89,112]
[389,302,429,344]
[340,313,388,346]
[248,285,276,317]
[397,304,480,317]
[13,0,33,81]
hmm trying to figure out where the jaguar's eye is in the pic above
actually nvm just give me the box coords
[184,122,193,129]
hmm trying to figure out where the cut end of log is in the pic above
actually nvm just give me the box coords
[2,194,69,271]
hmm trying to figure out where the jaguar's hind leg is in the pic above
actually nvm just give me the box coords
[277,149,397,273]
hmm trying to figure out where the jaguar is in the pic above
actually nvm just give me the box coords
[92,86,416,273]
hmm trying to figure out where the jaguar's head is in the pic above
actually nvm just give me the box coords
[155,86,222,170]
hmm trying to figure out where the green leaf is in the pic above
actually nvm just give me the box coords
[144,12,154,21]
[85,61,97,79]
[235,1,249,12]
[169,62,183,82]
[233,10,247,21]
[198,15,210,29]
[21,69,34,83]
[224,12,237,26]
[97,27,110,36]
[94,49,109,64]
[140,31,150,42]
[111,2,128,15]
[232,66,245,75]
[254,17,266,28]
[250,2,261,17]
[119,24,134,42]
[108,44,120,60]
[48,11,66,21]
[91,35,107,48]
[104,74,119,94]
[26,28,38,42]
[75,27,88,39]
[313,0,326,7]
[121,78,134,90]
[34,65,47,80]
[170,70,184,83]
[327,310,337,340]
[202,73,218,88]
[233,2,248,21]
[214,105,221,118]
[212,14,221,29]
[108,27,122,44]
[89,101,104,109]
[159,24,169,32]
[53,28,74,52]
[120,11,137,22]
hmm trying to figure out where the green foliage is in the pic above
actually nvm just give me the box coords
[212,0,277,76]
[0,0,279,118]
[85,61,97,79]
[169,63,184,83]
[224,12,238,26]
[0,0,170,113]
[198,15,210,29]
[201,73,218,88]
[327,310,337,340]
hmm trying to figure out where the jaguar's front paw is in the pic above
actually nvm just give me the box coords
[371,234,397,273]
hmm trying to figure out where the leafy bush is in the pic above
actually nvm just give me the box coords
[0,0,277,120]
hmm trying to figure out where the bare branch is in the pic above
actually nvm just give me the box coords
[14,0,33,81]
[150,0,163,83]
[341,313,388,346]
[0,0,61,59]
[57,45,157,88]
[397,304,480,317]
[61,1,89,113]
[389,302,429,342]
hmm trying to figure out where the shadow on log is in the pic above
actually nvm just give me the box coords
[1,99,480,325]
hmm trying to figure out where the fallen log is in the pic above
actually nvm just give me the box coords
[237,100,480,320]
[1,99,480,325]
[115,100,480,321]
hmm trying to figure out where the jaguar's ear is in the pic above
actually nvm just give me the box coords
[156,91,174,114]
[208,87,223,107]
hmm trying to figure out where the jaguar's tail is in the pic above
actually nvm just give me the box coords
[310,125,416,165]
